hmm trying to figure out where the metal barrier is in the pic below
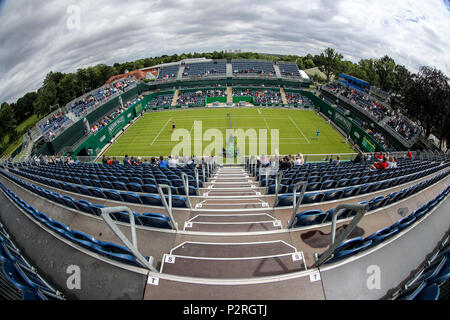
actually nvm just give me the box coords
[99,206,158,272]
[181,173,192,208]
[157,184,179,231]
[286,181,308,229]
[312,203,369,267]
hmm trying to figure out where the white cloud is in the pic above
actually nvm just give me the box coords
[0,0,449,104]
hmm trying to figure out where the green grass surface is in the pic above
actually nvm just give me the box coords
[104,108,355,157]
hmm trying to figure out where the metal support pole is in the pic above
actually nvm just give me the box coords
[157,184,179,231]
[194,167,199,189]
[181,173,192,208]
[287,181,308,229]
[312,203,369,267]
[99,206,158,272]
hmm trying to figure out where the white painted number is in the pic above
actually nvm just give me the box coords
[165,255,176,264]
[292,253,303,261]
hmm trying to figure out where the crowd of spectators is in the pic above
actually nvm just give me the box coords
[104,154,214,168]
[40,111,72,140]
[147,94,174,107]
[325,82,391,121]
[285,92,312,106]
[91,96,143,134]
[387,115,419,140]
[68,78,136,117]
[177,91,207,105]
[233,88,282,104]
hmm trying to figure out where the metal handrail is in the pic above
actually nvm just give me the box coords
[312,203,369,267]
[99,206,158,272]
[273,172,284,207]
[286,181,308,229]
[181,173,192,208]
[157,184,179,231]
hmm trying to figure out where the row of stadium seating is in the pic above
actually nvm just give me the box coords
[182,61,227,77]
[0,182,148,268]
[263,159,440,193]
[0,174,173,229]
[277,62,301,78]
[2,169,190,207]
[157,65,179,80]
[232,60,275,76]
[0,218,64,300]
[275,163,449,206]
[392,236,449,300]
[291,170,449,227]
[147,94,174,107]
[321,186,450,268]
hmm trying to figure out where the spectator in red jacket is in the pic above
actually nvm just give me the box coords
[406,150,413,159]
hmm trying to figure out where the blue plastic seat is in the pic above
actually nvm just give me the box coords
[140,213,172,229]
[415,283,440,300]
[110,211,142,225]
[75,199,93,214]
[103,190,122,201]
[169,195,188,208]
[322,189,344,202]
[364,226,399,245]
[301,192,324,204]
[120,192,141,204]
[368,195,385,210]
[327,237,373,262]
[392,215,416,230]
[336,178,350,188]
[322,180,337,189]
[89,187,105,199]
[94,241,140,267]
[294,210,327,227]
[342,186,359,198]
[112,181,127,191]
[140,194,163,206]
[76,185,91,196]
[100,181,114,189]
[306,182,322,191]
[142,184,158,193]
[2,260,35,293]
[127,183,143,192]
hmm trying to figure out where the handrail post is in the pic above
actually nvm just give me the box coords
[181,173,192,208]
[194,167,199,189]
[273,172,284,206]
[157,184,179,231]
[99,206,158,272]
[312,203,369,267]
[202,165,206,183]
[287,181,308,229]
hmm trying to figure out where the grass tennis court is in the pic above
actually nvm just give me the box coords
[104,108,355,157]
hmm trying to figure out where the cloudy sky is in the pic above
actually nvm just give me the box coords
[0,0,449,104]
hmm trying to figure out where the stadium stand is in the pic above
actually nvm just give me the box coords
[182,60,227,78]
[277,62,301,78]
[232,88,282,104]
[157,65,180,80]
[232,60,276,77]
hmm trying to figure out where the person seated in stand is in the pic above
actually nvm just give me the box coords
[353,152,363,163]
[158,156,167,168]
[374,156,389,171]
[123,155,132,165]
[107,157,113,165]
[331,155,341,165]
[150,157,157,167]
[406,150,413,159]
[102,155,108,164]
[113,157,119,165]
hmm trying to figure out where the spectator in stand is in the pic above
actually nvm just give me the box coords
[150,157,157,167]
[102,155,108,164]
[123,155,132,165]
[353,152,363,163]
[113,157,119,165]
[331,155,341,165]
[158,156,167,168]
[406,150,413,159]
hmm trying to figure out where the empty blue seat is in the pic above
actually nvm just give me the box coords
[100,181,113,189]
[170,195,188,208]
[368,195,385,210]
[327,237,373,263]
[89,187,105,199]
[397,281,427,300]
[294,210,327,227]
[358,184,372,194]
[392,215,416,230]
[142,184,158,193]
[76,185,91,196]
[301,192,325,204]
[322,189,344,201]
[140,213,172,229]
[94,241,140,267]
[110,211,142,225]
[306,182,322,191]
[415,284,440,300]
[120,192,141,204]
[322,180,337,189]
[75,199,93,214]
[112,181,127,191]
[364,226,398,245]
[342,186,359,198]
[140,194,163,206]
[336,178,350,188]
[127,183,143,192]
[90,180,102,188]
[2,260,35,294]
[103,190,122,201]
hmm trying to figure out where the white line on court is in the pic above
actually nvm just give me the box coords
[151,118,172,146]
[288,116,310,144]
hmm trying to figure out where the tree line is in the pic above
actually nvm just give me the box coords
[0,49,448,155]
